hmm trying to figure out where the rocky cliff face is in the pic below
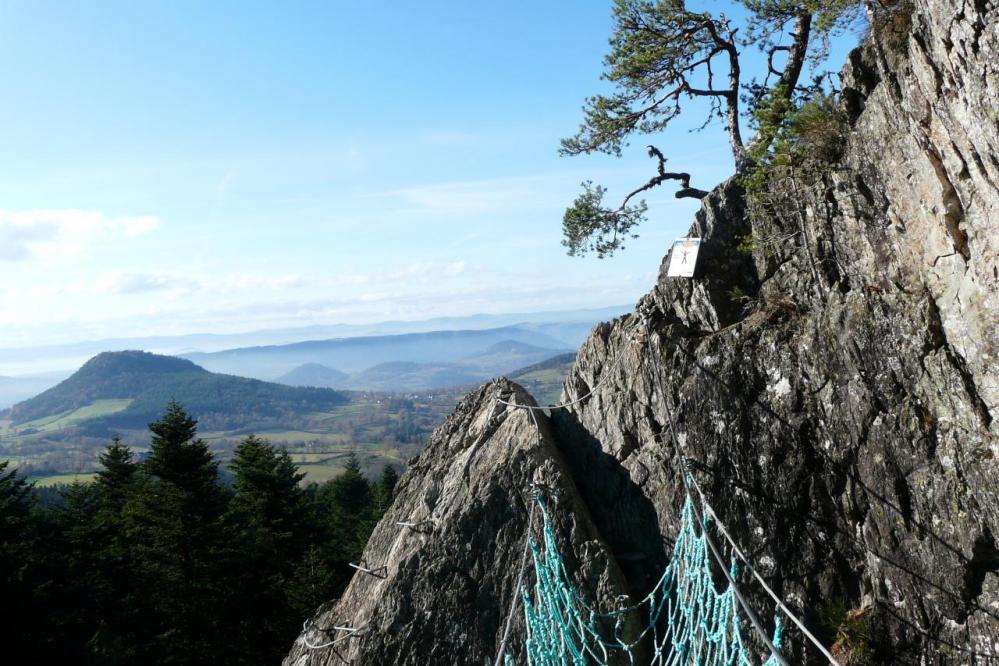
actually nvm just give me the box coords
[285,381,636,665]
[286,1,998,664]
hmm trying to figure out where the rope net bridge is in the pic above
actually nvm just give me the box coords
[514,489,785,666]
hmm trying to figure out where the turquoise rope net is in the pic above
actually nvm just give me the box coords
[516,494,784,666]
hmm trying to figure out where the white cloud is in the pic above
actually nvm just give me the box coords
[0,255,650,352]
[95,271,193,295]
[93,269,306,296]
[0,209,161,262]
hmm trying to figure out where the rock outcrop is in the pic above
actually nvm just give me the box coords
[287,1,998,663]
[285,381,634,666]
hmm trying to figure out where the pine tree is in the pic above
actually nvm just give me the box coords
[96,437,138,510]
[0,461,43,660]
[328,452,373,553]
[124,402,233,665]
[0,460,33,584]
[559,0,866,256]
[48,482,102,660]
[89,438,141,663]
[317,452,373,588]
[229,435,307,552]
[347,463,400,564]
[285,544,337,619]
[373,463,399,516]
[227,435,310,662]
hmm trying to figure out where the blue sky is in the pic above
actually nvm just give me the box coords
[0,1,861,348]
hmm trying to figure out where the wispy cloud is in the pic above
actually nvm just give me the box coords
[93,269,306,297]
[0,209,160,262]
[95,271,195,295]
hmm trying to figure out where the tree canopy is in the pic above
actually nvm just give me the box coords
[560,0,866,257]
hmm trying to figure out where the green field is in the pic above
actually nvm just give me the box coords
[23,455,402,487]
[29,473,98,487]
[288,452,341,463]
[10,399,133,437]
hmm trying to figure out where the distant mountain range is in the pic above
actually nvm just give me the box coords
[0,305,628,377]
[2,351,347,434]
[0,325,584,409]
[270,339,572,392]
[183,327,577,383]
[0,306,626,409]
[274,363,349,388]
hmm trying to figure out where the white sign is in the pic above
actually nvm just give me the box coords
[666,237,701,277]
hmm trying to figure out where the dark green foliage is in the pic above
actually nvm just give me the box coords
[742,92,848,230]
[96,437,138,511]
[0,400,397,664]
[323,452,375,566]
[748,91,847,167]
[561,1,738,159]
[124,401,233,664]
[285,545,339,619]
[88,439,142,662]
[0,461,43,659]
[226,435,311,663]
[373,463,400,515]
[820,599,876,665]
[0,460,33,578]
[46,482,105,659]
[562,181,646,258]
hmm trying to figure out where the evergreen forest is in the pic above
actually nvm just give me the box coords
[0,401,398,665]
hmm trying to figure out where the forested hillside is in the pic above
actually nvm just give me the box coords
[4,350,348,431]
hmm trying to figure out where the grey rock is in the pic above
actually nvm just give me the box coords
[284,380,634,666]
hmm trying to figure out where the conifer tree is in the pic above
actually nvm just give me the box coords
[124,402,233,665]
[328,452,373,554]
[229,435,308,553]
[285,544,338,619]
[317,452,374,587]
[0,460,33,586]
[350,463,400,560]
[0,413,402,662]
[48,482,102,660]
[0,461,43,660]
[89,438,141,663]
[227,435,311,662]
[373,463,399,516]
[96,437,138,510]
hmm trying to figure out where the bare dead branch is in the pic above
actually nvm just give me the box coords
[616,146,709,209]
[767,45,791,77]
